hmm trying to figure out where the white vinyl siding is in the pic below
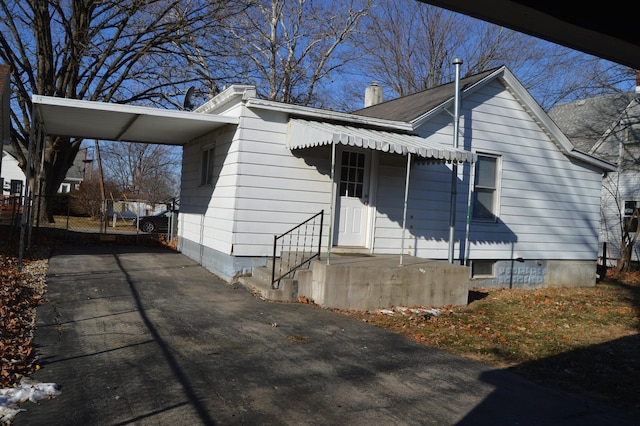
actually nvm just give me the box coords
[374,79,603,261]
[464,82,602,260]
[180,127,238,255]
[230,108,331,256]
[180,110,332,258]
[179,77,605,268]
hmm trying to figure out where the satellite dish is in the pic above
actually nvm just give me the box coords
[183,86,196,111]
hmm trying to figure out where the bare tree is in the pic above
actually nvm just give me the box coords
[227,0,372,107]
[70,177,117,219]
[355,0,629,111]
[100,142,180,208]
[0,0,240,221]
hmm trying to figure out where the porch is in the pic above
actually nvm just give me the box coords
[237,251,470,310]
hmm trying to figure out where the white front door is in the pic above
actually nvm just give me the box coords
[335,150,370,247]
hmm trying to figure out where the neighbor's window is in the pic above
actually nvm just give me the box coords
[200,146,215,185]
[625,126,640,143]
[10,179,23,196]
[623,200,639,232]
[472,154,500,221]
[471,260,496,278]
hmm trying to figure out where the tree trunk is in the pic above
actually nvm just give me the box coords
[36,136,81,223]
[614,207,640,278]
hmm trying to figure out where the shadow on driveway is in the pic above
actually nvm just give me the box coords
[15,244,637,425]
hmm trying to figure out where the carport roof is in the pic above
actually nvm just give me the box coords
[32,95,238,145]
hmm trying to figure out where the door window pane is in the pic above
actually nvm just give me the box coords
[339,151,365,198]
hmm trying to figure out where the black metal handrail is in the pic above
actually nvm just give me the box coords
[271,210,324,288]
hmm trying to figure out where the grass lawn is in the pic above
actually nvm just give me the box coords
[37,215,136,232]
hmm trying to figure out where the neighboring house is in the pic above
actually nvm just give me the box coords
[1,144,87,196]
[549,88,640,264]
[177,65,615,289]
[1,147,25,196]
[59,147,89,193]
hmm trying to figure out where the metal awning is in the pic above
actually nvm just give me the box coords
[32,95,238,145]
[287,118,476,163]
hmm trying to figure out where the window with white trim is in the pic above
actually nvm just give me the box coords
[200,145,215,185]
[472,153,500,221]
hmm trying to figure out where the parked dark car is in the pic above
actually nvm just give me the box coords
[134,210,177,233]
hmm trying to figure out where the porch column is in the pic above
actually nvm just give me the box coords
[327,140,336,265]
[400,153,412,265]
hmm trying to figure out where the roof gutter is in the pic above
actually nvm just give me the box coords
[569,149,617,172]
[245,98,414,132]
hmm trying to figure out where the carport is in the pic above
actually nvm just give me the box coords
[18,95,239,267]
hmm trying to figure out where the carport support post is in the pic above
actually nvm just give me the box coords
[18,103,37,271]
[448,58,463,264]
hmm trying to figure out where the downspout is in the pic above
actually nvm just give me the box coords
[448,58,463,263]
[400,153,412,265]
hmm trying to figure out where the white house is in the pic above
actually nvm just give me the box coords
[549,88,640,265]
[1,145,88,197]
[1,147,26,196]
[27,65,615,305]
[177,65,616,289]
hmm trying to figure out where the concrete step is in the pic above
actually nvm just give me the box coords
[237,275,298,302]
[252,265,274,283]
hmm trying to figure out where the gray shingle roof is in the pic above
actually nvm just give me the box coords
[548,93,635,153]
[351,68,499,122]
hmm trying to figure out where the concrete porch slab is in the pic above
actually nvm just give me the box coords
[239,253,470,310]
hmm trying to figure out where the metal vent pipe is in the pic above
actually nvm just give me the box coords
[448,58,463,263]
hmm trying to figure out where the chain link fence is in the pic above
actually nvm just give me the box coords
[2,193,178,244]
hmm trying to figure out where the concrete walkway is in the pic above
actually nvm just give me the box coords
[15,244,636,425]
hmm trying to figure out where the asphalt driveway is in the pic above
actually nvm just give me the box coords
[14,244,637,425]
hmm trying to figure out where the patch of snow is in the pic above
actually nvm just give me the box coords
[0,378,61,423]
